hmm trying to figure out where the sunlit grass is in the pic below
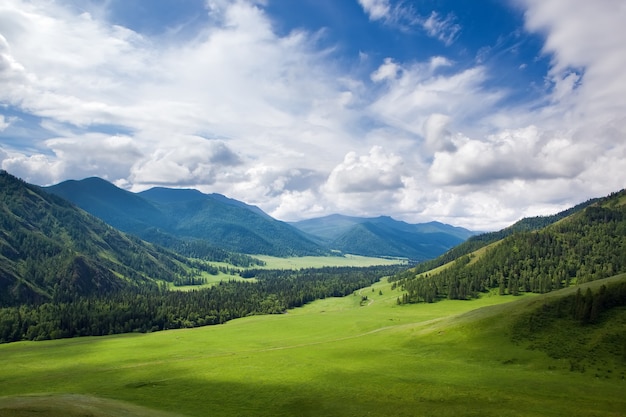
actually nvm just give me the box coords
[1,276,625,416]
[253,254,406,269]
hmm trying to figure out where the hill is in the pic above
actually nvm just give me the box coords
[291,214,477,260]
[0,171,208,306]
[411,196,601,274]
[46,177,326,257]
[392,189,626,303]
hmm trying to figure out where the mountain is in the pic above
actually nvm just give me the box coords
[46,177,326,257]
[0,171,200,306]
[392,189,626,303]
[44,177,168,235]
[137,187,326,256]
[291,214,477,260]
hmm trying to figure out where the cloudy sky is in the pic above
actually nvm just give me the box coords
[1,0,624,230]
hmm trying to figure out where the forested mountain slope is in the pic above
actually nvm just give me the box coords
[410,196,601,275]
[0,171,206,306]
[46,177,326,257]
[392,190,626,303]
[138,187,326,256]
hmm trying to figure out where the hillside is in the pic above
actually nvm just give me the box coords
[411,196,601,274]
[46,177,325,257]
[392,189,626,303]
[0,171,204,306]
[291,214,477,260]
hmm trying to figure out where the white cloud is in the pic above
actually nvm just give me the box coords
[357,0,391,21]
[1,133,142,185]
[0,0,357,186]
[368,60,503,138]
[325,146,405,194]
[1,152,64,185]
[422,11,461,46]
[130,136,241,187]
[428,126,596,186]
[357,0,460,46]
[370,57,399,82]
[423,113,456,153]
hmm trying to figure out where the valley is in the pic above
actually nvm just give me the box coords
[1,1,624,415]
[1,171,625,416]
[1,275,625,417]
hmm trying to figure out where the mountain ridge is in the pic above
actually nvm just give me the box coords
[46,177,477,260]
[46,177,325,257]
[291,213,478,260]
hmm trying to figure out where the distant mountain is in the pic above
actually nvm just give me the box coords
[46,177,478,260]
[291,214,477,261]
[46,177,326,257]
[0,171,200,306]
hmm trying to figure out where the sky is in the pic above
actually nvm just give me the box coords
[0,0,625,231]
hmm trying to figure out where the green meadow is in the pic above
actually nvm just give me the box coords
[1,275,625,417]
[168,255,404,291]
[254,254,407,268]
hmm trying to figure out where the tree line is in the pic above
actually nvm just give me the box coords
[512,280,626,335]
[0,265,402,343]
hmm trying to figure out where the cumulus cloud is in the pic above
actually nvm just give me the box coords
[325,146,405,194]
[423,113,456,153]
[130,136,241,188]
[1,152,64,185]
[2,133,142,185]
[357,0,391,21]
[428,126,595,185]
[0,0,355,185]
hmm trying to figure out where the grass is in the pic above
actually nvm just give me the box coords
[253,254,407,269]
[168,254,404,291]
[1,276,625,416]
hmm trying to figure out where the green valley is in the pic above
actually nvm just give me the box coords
[1,172,626,416]
[1,275,625,416]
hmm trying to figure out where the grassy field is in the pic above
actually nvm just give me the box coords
[168,255,404,291]
[254,254,407,269]
[1,276,625,417]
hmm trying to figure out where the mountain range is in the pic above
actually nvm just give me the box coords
[291,214,476,260]
[45,177,325,258]
[45,176,476,260]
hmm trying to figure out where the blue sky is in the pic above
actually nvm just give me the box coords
[0,0,624,230]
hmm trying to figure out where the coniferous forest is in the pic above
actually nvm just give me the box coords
[391,192,626,304]
[0,265,402,343]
